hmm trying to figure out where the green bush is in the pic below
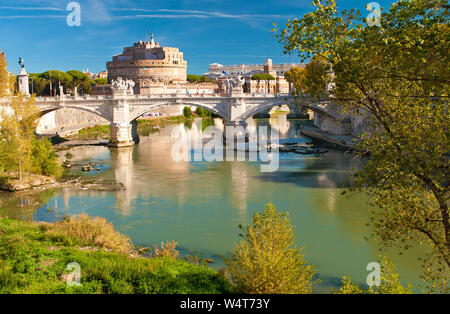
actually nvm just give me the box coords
[224,203,317,293]
[195,107,212,117]
[31,137,62,177]
[183,106,192,118]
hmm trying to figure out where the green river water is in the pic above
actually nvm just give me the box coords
[0,117,425,292]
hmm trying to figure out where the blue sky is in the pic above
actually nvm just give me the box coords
[0,0,393,75]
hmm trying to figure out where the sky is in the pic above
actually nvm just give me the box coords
[0,0,394,75]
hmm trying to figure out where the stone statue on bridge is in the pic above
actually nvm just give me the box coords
[18,57,25,69]
[111,77,135,95]
[224,75,244,95]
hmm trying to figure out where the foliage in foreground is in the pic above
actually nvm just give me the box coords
[224,203,317,294]
[274,0,449,292]
[334,257,412,294]
[40,213,134,254]
[0,218,232,294]
[0,58,63,179]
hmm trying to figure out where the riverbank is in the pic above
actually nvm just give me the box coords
[300,126,358,150]
[0,173,125,193]
[0,217,232,294]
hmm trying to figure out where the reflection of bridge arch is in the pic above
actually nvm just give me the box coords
[129,101,229,123]
[240,100,335,122]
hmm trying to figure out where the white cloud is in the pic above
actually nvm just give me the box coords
[110,8,291,21]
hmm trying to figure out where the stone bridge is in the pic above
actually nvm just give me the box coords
[32,90,338,147]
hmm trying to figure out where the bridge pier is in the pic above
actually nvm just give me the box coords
[108,122,135,147]
[223,120,248,145]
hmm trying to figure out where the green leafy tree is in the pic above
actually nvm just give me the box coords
[187,74,211,83]
[195,107,212,117]
[31,137,62,177]
[66,70,91,95]
[40,70,72,96]
[0,51,9,97]
[224,203,317,294]
[183,106,192,118]
[250,73,275,81]
[303,55,329,96]
[273,0,449,292]
[0,94,38,180]
[335,257,412,294]
[284,66,306,96]
[93,78,108,85]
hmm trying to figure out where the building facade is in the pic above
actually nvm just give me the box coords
[106,35,188,94]
[206,59,304,78]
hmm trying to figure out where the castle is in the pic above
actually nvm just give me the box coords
[101,35,216,96]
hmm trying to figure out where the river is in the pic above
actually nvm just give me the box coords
[0,116,424,292]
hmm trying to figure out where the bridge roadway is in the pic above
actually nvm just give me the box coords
[22,90,337,147]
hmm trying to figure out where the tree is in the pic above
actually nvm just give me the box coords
[224,203,317,293]
[40,70,72,96]
[334,257,412,294]
[273,0,449,292]
[195,107,212,117]
[250,73,275,81]
[0,94,38,180]
[284,66,306,96]
[31,137,62,177]
[183,106,192,118]
[93,78,108,85]
[0,51,9,97]
[187,74,211,83]
[303,55,329,96]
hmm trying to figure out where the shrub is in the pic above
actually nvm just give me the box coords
[41,213,133,253]
[224,202,316,293]
[152,240,179,260]
[195,107,212,117]
[183,106,192,118]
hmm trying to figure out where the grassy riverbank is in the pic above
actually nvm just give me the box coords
[0,217,232,294]
[67,115,195,140]
[67,124,110,140]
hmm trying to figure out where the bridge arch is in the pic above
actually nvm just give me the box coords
[36,106,111,134]
[37,105,110,122]
[128,101,229,123]
[239,100,336,122]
